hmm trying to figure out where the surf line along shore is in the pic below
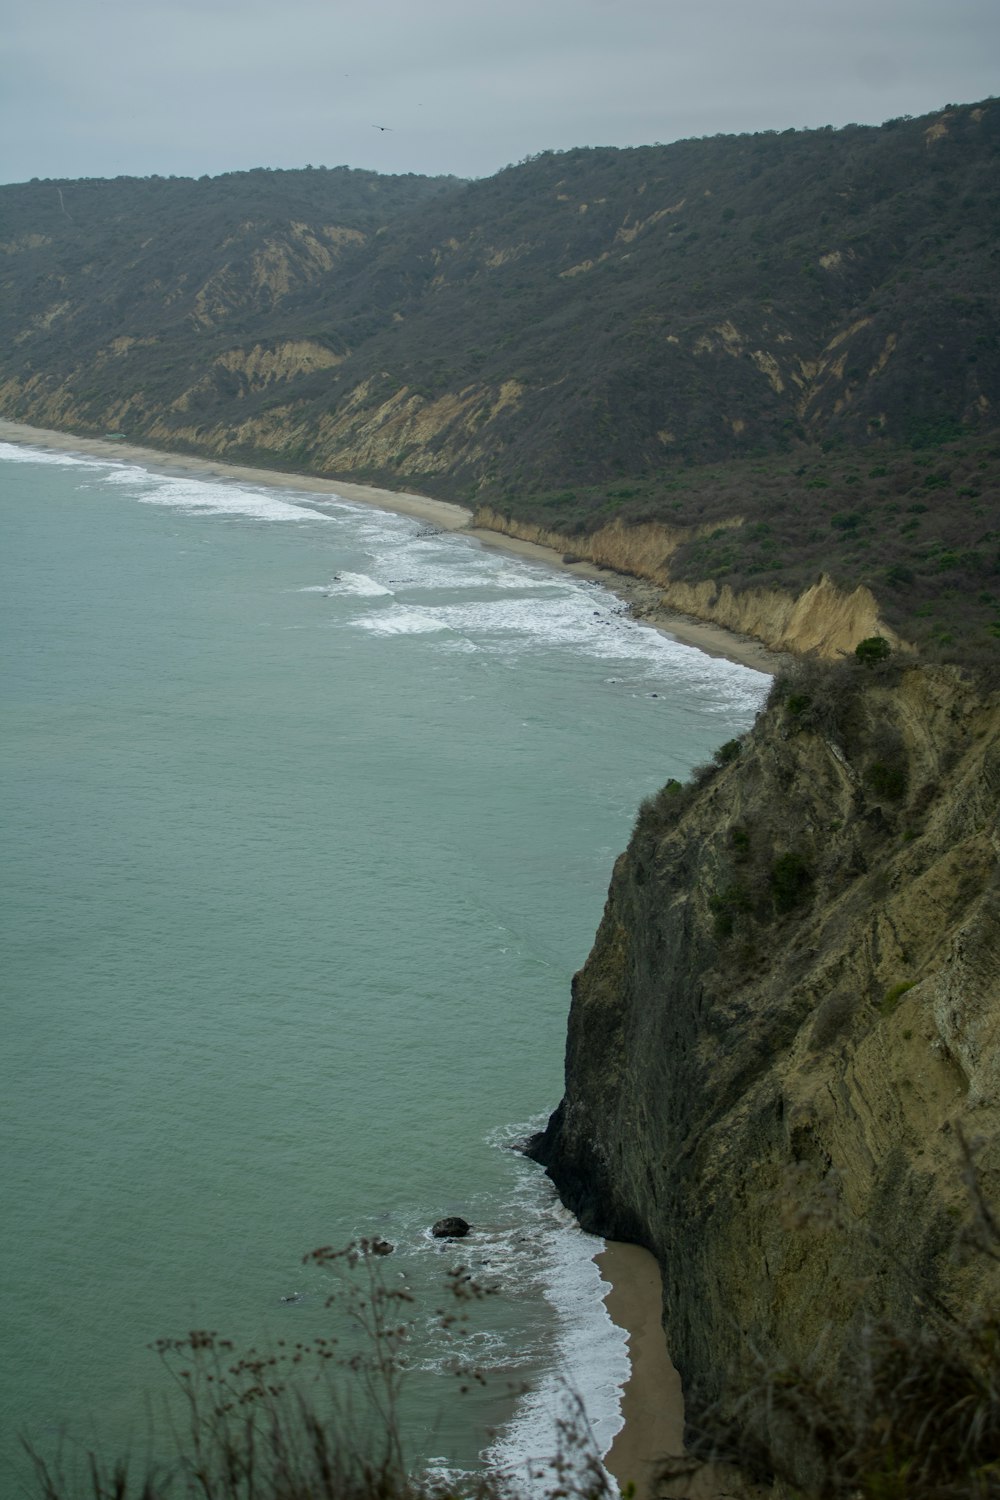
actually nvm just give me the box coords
[0,419,782,677]
[0,415,767,1483]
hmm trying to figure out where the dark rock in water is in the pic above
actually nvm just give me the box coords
[280,1292,304,1304]
[431,1216,470,1239]
[370,1236,394,1256]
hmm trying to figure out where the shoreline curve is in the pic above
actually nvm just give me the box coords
[0,418,783,676]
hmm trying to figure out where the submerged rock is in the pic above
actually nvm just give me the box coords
[431,1216,470,1239]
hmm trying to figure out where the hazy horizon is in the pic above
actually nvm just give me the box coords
[2,0,998,186]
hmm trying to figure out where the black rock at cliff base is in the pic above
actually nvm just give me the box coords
[527,1103,649,1246]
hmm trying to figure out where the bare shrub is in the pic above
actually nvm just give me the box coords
[21,1242,614,1500]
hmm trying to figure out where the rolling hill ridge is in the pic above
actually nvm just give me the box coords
[2,100,999,657]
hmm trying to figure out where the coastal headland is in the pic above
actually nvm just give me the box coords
[11,415,997,1493]
[4,102,998,1494]
[530,652,1000,1491]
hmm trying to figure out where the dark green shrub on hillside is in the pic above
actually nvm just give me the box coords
[768,659,875,747]
[730,825,751,859]
[713,738,743,766]
[634,777,693,838]
[867,758,908,800]
[710,881,753,938]
[881,979,916,1014]
[770,851,814,913]
[855,635,892,665]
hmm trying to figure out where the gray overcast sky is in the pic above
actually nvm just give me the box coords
[2,0,997,184]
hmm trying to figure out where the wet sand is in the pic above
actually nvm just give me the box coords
[0,419,784,676]
[598,1242,685,1488]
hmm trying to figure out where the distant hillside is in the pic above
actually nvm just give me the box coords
[2,101,999,659]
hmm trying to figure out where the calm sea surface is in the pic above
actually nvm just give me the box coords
[0,444,768,1488]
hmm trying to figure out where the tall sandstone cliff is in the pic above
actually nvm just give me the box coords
[530,660,1000,1472]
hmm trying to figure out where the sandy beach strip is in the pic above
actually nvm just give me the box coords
[0,419,784,677]
[598,1242,685,1491]
[598,1246,759,1500]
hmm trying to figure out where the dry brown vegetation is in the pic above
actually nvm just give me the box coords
[23,1242,615,1500]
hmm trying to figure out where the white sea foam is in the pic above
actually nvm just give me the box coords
[371,588,767,708]
[342,527,769,714]
[0,443,765,723]
[354,523,770,713]
[340,1118,629,1481]
[404,1122,630,1482]
[354,607,450,636]
[327,571,394,597]
[0,442,108,470]
[366,538,558,596]
[106,469,329,523]
[476,1134,627,1487]
[0,442,333,523]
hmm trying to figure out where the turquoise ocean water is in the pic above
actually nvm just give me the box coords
[0,443,768,1489]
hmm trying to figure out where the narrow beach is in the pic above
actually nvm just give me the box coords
[598,1242,685,1488]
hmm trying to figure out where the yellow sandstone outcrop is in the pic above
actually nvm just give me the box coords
[473,507,908,658]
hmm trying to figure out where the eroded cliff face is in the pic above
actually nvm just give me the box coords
[473,506,908,659]
[530,662,1000,1467]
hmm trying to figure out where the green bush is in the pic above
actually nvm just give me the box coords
[635,777,692,836]
[710,881,752,938]
[855,635,892,665]
[713,738,743,767]
[881,979,916,1014]
[770,851,814,913]
[867,759,908,801]
[730,825,751,859]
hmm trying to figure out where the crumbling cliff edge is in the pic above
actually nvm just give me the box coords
[473,507,912,661]
[529,658,1000,1482]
